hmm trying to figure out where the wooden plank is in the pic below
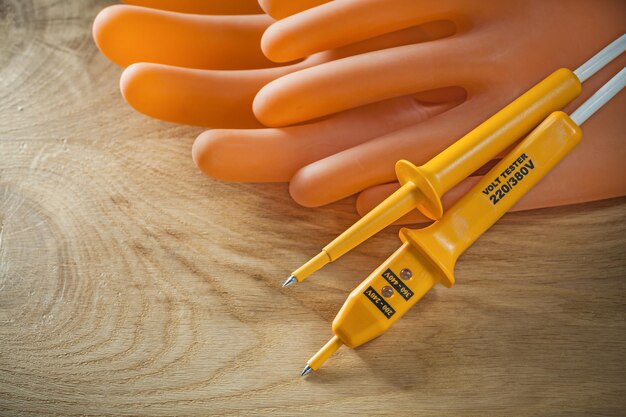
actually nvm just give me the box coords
[0,1,624,415]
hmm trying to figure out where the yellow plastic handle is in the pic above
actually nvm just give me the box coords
[332,240,438,348]
[401,111,583,287]
[397,68,582,219]
[333,69,581,256]
[332,111,583,351]
[289,69,581,285]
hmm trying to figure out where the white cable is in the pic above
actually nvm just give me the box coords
[574,34,626,83]
[570,66,626,126]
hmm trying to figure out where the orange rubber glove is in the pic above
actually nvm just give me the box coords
[93,1,626,225]
[93,2,459,129]
[207,0,626,221]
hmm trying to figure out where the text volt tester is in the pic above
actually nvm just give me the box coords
[284,34,626,289]
[290,34,626,376]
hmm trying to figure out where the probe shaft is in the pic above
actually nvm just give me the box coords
[301,335,343,376]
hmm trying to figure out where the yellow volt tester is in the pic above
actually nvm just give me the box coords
[301,66,626,376]
[284,34,626,288]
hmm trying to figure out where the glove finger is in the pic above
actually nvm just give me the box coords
[288,94,496,207]
[258,0,330,20]
[121,0,263,15]
[115,17,459,128]
[261,0,465,62]
[192,93,461,181]
[327,20,455,62]
[254,34,480,127]
[94,5,276,69]
[120,62,302,128]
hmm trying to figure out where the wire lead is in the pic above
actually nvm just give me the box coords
[571,66,626,125]
[574,33,626,82]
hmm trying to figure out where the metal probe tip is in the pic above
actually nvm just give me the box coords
[300,365,313,377]
[282,275,297,288]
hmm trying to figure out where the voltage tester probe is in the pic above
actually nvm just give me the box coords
[284,34,626,289]
[290,34,626,376]
[302,66,626,375]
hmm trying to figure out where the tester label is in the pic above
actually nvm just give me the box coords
[363,286,395,319]
[382,268,413,300]
[481,153,535,205]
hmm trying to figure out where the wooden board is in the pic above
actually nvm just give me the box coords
[1,1,625,415]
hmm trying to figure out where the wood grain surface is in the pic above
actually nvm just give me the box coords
[1,1,625,415]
